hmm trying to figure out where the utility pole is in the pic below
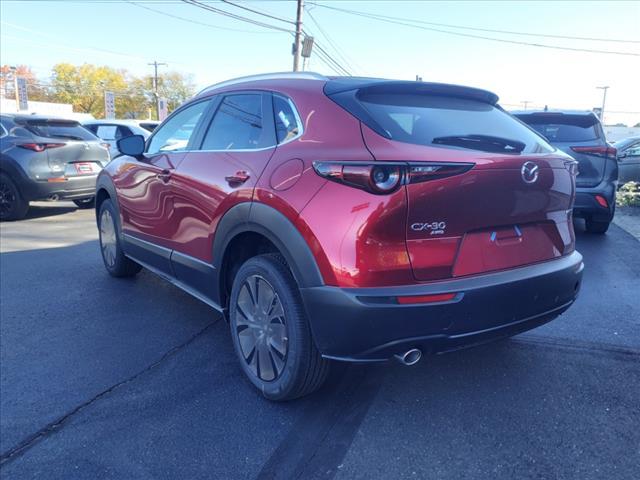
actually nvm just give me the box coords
[521,100,532,110]
[148,61,167,119]
[596,86,609,123]
[292,0,304,72]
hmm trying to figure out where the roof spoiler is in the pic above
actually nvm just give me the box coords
[324,79,499,105]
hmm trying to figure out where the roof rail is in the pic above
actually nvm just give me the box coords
[197,72,329,95]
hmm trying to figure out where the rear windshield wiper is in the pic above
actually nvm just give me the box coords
[48,134,86,141]
[432,134,526,153]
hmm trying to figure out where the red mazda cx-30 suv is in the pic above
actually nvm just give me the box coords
[96,73,583,400]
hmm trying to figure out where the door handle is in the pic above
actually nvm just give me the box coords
[157,169,172,183]
[225,171,250,185]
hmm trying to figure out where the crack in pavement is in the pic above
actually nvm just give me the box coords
[0,321,218,467]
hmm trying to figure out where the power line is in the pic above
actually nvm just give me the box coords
[218,0,295,26]
[305,7,360,75]
[310,3,640,45]
[310,38,352,76]
[308,3,640,57]
[125,1,280,34]
[179,0,294,34]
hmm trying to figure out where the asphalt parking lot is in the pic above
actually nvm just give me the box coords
[1,202,639,479]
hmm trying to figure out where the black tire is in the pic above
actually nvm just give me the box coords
[585,218,610,234]
[229,254,330,401]
[73,197,95,209]
[0,173,29,221]
[98,199,142,277]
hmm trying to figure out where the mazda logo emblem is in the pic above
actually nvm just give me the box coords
[521,161,539,184]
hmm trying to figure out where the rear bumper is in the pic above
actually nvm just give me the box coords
[300,251,584,362]
[20,176,98,201]
[574,183,616,222]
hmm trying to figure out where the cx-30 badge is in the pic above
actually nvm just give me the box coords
[521,161,539,184]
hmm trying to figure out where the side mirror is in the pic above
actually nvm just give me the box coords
[117,135,145,157]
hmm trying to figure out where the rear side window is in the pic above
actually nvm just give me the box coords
[273,95,301,144]
[26,121,96,141]
[357,93,553,154]
[201,94,265,150]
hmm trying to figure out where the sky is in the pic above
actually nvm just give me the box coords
[1,0,639,125]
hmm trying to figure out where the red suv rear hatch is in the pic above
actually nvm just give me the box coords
[328,81,577,281]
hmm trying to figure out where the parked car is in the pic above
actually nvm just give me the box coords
[83,120,153,158]
[0,114,110,220]
[613,136,640,184]
[513,110,617,233]
[96,73,583,400]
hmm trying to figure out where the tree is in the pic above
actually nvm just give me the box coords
[50,63,130,117]
[1,65,50,102]
[156,71,196,113]
[3,63,196,119]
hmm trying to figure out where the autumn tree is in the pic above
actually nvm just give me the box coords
[50,63,131,117]
[4,63,196,119]
[0,65,50,102]
[134,70,196,119]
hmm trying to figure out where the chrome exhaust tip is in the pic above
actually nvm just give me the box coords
[394,348,422,366]
[48,194,59,201]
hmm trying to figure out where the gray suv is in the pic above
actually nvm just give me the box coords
[0,114,110,220]
[513,110,618,234]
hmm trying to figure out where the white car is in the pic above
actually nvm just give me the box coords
[83,120,158,158]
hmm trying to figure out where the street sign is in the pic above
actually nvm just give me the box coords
[104,91,116,119]
[16,77,28,111]
[158,97,168,121]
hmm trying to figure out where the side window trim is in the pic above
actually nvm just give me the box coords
[144,97,214,158]
[271,93,304,145]
[194,90,277,152]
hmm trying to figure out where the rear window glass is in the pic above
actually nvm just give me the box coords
[26,121,96,141]
[528,124,598,142]
[516,114,600,142]
[358,93,553,154]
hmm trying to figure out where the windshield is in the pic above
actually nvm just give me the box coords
[357,93,553,154]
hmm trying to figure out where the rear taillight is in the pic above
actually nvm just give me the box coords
[570,146,617,159]
[313,162,474,195]
[18,143,65,152]
[594,194,609,208]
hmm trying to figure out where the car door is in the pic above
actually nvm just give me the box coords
[114,99,212,274]
[168,92,277,298]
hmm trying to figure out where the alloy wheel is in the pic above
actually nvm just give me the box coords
[235,274,288,382]
[100,209,117,268]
